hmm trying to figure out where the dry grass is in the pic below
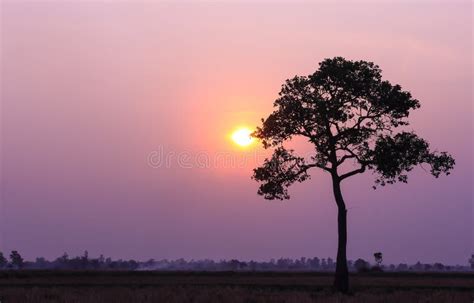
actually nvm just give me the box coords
[0,271,472,303]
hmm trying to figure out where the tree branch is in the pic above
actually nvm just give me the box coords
[337,154,357,166]
[311,163,332,173]
[340,165,366,180]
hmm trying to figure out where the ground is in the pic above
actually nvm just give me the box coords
[0,271,472,303]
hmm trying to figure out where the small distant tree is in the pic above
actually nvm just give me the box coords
[35,257,48,269]
[0,252,7,269]
[59,252,69,263]
[327,257,335,270]
[354,258,370,272]
[228,259,247,271]
[10,250,24,269]
[248,260,258,271]
[252,57,455,292]
[309,257,320,270]
[433,262,444,271]
[54,252,70,269]
[81,250,89,269]
[412,261,423,271]
[98,254,105,266]
[397,263,408,271]
[373,252,383,267]
[321,258,327,270]
[469,254,474,269]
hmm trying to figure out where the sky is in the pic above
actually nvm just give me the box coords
[1,1,472,265]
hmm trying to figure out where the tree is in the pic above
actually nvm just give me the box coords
[397,263,408,271]
[373,252,383,267]
[469,255,474,269]
[0,252,7,269]
[252,57,455,292]
[372,252,383,272]
[35,257,48,269]
[81,250,89,269]
[10,250,24,269]
[309,257,320,270]
[354,258,370,272]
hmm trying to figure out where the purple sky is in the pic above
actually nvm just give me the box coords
[1,1,472,265]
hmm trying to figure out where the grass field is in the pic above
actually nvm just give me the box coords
[0,271,472,303]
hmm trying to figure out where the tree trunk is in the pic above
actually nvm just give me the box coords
[332,175,349,293]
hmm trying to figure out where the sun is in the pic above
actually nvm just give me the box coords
[231,127,254,147]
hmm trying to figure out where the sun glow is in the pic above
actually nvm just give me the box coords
[231,127,254,147]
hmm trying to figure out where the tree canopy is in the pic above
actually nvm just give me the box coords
[252,57,454,199]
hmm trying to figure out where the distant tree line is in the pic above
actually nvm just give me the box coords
[0,250,472,272]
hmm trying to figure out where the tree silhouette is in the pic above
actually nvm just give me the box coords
[354,258,370,273]
[10,250,24,269]
[373,252,383,268]
[252,57,455,293]
[0,252,7,269]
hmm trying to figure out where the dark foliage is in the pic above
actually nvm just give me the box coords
[374,252,383,267]
[354,258,370,273]
[251,57,455,293]
[0,252,7,269]
[252,57,454,199]
[0,250,469,272]
[10,251,24,269]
